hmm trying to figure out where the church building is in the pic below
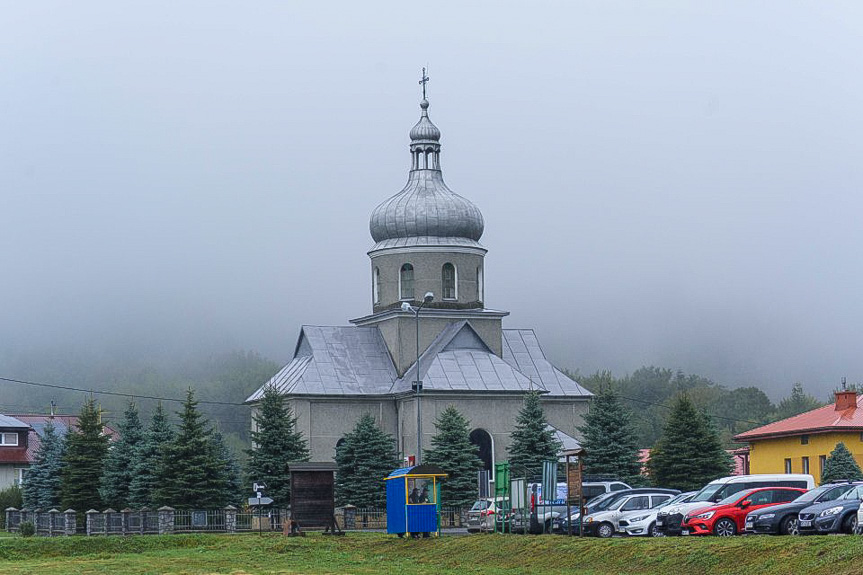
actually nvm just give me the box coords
[247,89,591,474]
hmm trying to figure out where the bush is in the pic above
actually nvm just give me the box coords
[19,521,35,537]
[0,485,23,529]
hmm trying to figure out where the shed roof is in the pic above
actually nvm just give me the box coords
[734,395,863,441]
[386,464,448,479]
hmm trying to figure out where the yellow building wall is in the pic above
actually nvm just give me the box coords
[749,432,863,484]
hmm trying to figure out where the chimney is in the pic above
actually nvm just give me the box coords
[835,390,858,411]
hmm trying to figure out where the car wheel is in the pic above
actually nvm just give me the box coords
[713,518,737,537]
[597,522,615,538]
[842,513,857,534]
[647,522,659,537]
[780,516,799,536]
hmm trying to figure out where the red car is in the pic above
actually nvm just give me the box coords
[681,487,805,536]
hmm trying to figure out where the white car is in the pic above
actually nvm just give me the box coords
[583,491,679,538]
[466,497,507,533]
[617,491,696,536]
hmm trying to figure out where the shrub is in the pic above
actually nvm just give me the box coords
[19,521,35,537]
[0,485,23,529]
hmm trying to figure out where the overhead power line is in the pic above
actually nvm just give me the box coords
[615,392,767,427]
[0,376,247,407]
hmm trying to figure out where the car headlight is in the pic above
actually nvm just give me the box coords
[571,513,580,520]
[628,515,650,523]
[692,511,715,520]
[759,513,775,520]
[820,506,844,517]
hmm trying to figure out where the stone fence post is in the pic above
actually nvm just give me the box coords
[121,508,132,536]
[224,506,237,534]
[343,505,357,530]
[48,509,60,537]
[158,506,175,535]
[86,509,99,536]
[5,507,18,533]
[64,509,77,536]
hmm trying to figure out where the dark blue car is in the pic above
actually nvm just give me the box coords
[797,482,863,535]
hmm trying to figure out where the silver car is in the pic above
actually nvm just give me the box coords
[617,491,696,536]
[584,492,679,538]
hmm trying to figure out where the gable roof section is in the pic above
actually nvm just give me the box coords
[246,325,397,401]
[0,415,30,429]
[502,329,592,397]
[734,395,863,441]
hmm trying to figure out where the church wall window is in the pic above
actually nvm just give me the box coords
[442,263,456,300]
[400,263,414,300]
[373,267,380,304]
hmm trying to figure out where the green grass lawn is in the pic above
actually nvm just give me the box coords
[1,532,862,575]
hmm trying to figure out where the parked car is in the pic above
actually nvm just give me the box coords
[744,482,854,535]
[466,497,508,533]
[656,474,815,536]
[582,490,681,538]
[555,488,681,535]
[581,480,633,501]
[797,482,863,535]
[680,487,805,536]
[618,491,697,537]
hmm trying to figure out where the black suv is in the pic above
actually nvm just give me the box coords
[744,482,854,535]
[797,482,863,535]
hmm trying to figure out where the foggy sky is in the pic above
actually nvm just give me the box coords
[2,1,862,400]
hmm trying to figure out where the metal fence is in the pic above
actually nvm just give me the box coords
[5,505,469,536]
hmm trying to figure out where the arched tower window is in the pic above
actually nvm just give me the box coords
[477,266,484,303]
[373,267,380,304]
[442,263,456,300]
[400,263,414,300]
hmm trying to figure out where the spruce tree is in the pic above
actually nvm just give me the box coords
[423,406,483,508]
[245,385,310,507]
[154,389,228,509]
[61,398,110,512]
[507,391,562,479]
[820,442,863,484]
[128,403,174,508]
[577,387,643,484]
[211,431,244,506]
[647,395,732,491]
[335,414,399,507]
[22,421,65,509]
[99,401,144,508]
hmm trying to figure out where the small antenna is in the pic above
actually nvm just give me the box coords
[50,400,56,418]
[842,377,847,391]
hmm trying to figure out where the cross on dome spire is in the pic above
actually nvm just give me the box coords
[419,67,429,100]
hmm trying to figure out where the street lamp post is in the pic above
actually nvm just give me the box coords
[402,292,434,465]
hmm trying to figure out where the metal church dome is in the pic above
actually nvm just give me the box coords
[369,98,484,245]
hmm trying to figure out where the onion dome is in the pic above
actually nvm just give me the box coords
[369,98,484,246]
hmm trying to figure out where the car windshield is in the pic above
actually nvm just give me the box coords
[585,493,612,508]
[470,500,490,511]
[798,484,852,503]
[717,489,756,506]
[691,483,725,502]
[661,492,694,508]
[593,493,627,511]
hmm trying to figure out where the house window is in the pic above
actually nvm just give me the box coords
[442,263,456,300]
[400,264,414,300]
[14,468,26,486]
[373,267,380,304]
[801,435,809,445]
[784,458,792,473]
[820,455,827,476]
[0,432,18,446]
[802,456,810,474]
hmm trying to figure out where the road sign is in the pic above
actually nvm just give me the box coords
[248,497,274,506]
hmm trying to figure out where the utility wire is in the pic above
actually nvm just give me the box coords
[0,376,247,407]
[615,392,767,427]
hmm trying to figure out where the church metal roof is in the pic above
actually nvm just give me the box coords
[247,323,591,402]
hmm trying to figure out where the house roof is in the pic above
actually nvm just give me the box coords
[734,395,863,441]
[0,414,30,429]
[1,414,118,465]
[247,322,592,402]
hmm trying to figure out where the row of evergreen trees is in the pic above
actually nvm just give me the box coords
[23,390,243,511]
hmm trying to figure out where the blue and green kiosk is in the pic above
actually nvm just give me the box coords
[385,464,447,537]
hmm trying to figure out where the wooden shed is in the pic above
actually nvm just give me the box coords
[288,462,340,533]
